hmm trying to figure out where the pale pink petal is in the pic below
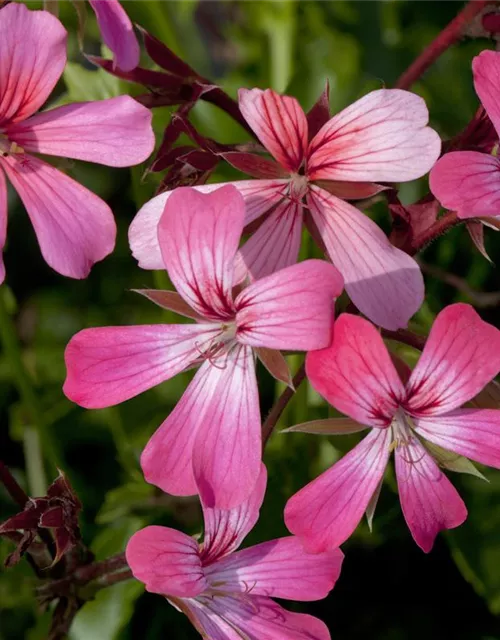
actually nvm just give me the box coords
[237,199,303,281]
[306,313,404,428]
[126,526,207,597]
[473,50,500,139]
[158,186,243,321]
[307,89,441,182]
[0,153,115,279]
[238,88,308,172]
[129,180,288,270]
[307,186,424,330]
[7,96,154,167]
[63,323,219,408]
[187,595,331,640]
[395,437,467,552]
[0,3,66,125]
[406,303,500,416]
[89,0,140,72]
[415,409,500,469]
[235,259,342,351]
[285,428,392,552]
[205,536,343,601]
[0,169,7,284]
[429,151,500,219]
[193,346,261,509]
[129,184,224,270]
[141,359,221,498]
[201,465,267,564]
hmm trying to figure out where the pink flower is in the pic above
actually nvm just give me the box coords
[285,303,500,553]
[89,0,140,72]
[130,87,440,330]
[64,185,343,508]
[430,50,500,219]
[0,3,154,282]
[126,465,343,640]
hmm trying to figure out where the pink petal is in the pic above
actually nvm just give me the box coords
[158,186,243,321]
[7,96,154,167]
[306,313,404,428]
[63,324,218,408]
[235,259,342,351]
[129,184,224,270]
[237,200,304,280]
[238,88,308,173]
[307,89,441,182]
[0,3,66,125]
[285,428,392,552]
[201,464,267,564]
[395,437,467,552]
[0,169,7,284]
[205,536,343,601]
[238,179,289,225]
[307,186,424,330]
[415,409,500,469]
[406,303,500,416]
[472,50,500,139]
[192,346,261,509]
[429,151,500,219]
[187,595,332,640]
[0,153,115,279]
[125,526,207,597]
[89,0,140,72]
[141,347,261,507]
[141,360,220,498]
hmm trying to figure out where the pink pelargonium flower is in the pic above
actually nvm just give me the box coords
[64,185,343,508]
[430,50,500,218]
[285,303,500,553]
[0,3,154,282]
[127,465,344,640]
[89,0,140,72]
[130,87,441,330]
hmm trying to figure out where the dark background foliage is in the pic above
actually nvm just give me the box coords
[1,2,500,638]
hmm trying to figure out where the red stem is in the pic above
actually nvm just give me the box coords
[395,0,491,89]
[262,363,306,446]
[411,210,460,254]
[0,459,29,508]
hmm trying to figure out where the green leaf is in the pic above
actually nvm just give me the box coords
[61,62,122,104]
[424,440,488,482]
[96,481,155,524]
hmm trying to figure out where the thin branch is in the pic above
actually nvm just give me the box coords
[395,0,491,89]
[0,459,29,507]
[382,328,427,351]
[262,363,306,446]
[411,211,461,254]
[420,261,500,307]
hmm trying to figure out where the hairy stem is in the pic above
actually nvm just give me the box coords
[411,211,461,254]
[382,328,427,351]
[262,363,306,446]
[395,0,490,89]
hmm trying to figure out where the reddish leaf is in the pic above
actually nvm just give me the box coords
[222,152,288,179]
[306,82,331,140]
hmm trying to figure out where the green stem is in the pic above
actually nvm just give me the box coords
[23,427,47,496]
[0,288,58,474]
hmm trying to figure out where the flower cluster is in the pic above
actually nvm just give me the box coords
[3,3,500,638]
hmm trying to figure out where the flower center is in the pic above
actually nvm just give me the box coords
[389,407,414,451]
[290,173,309,200]
[0,132,24,158]
[195,322,238,366]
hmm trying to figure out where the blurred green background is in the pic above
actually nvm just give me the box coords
[1,1,500,638]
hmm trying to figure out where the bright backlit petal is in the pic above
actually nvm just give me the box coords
[89,0,140,72]
[0,153,115,279]
[0,3,66,125]
[406,304,500,416]
[63,323,218,408]
[307,89,441,182]
[8,97,154,167]
[239,88,308,172]
[395,437,467,553]
[126,526,207,597]
[235,259,342,351]
[306,313,404,427]
[285,428,392,552]
[307,186,424,330]
[158,186,243,320]
[472,50,500,139]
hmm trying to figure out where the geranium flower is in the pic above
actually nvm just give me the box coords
[64,185,343,508]
[285,303,500,552]
[430,50,500,218]
[130,87,440,330]
[126,465,343,640]
[0,3,154,282]
[88,0,140,72]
